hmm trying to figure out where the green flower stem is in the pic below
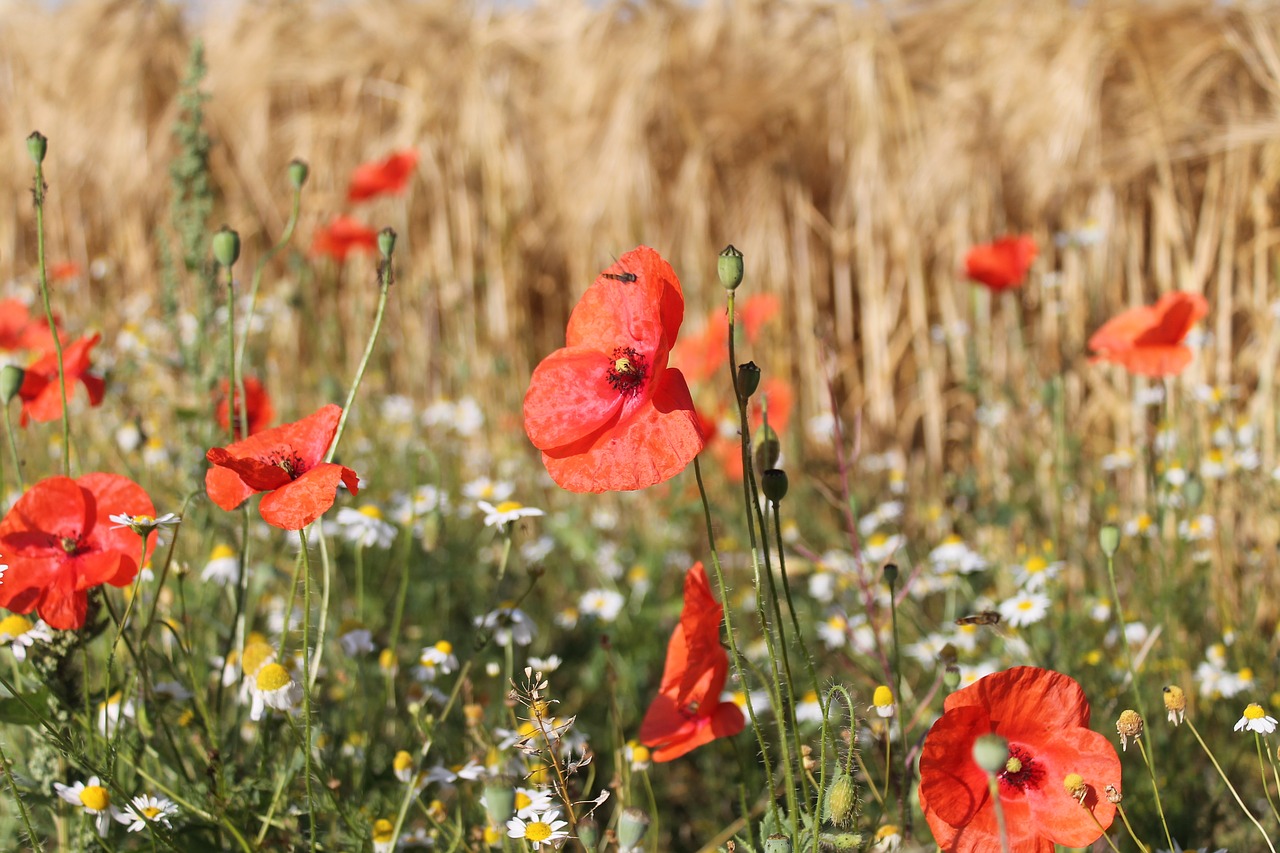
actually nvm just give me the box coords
[1183,718,1277,853]
[1257,733,1280,826]
[1107,802,1145,853]
[1104,549,1173,850]
[326,244,393,464]
[222,256,237,446]
[887,570,911,835]
[298,527,317,853]
[2,401,24,492]
[693,456,776,804]
[985,774,1012,853]
[30,152,71,477]
[0,738,44,853]
[308,530,333,691]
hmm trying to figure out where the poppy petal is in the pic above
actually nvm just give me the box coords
[540,368,704,492]
[257,463,354,530]
[943,666,1090,734]
[1022,727,1120,846]
[206,448,294,492]
[37,583,88,632]
[566,272,669,358]
[522,347,624,450]
[205,465,258,512]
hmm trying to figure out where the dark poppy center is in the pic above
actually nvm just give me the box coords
[998,744,1044,793]
[606,347,648,397]
[60,535,83,555]
[265,449,307,480]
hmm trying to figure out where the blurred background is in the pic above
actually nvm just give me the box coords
[2,0,1280,473]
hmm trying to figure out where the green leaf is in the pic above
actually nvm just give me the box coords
[0,689,50,726]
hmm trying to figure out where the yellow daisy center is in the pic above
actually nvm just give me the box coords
[494,501,523,515]
[867,533,887,548]
[241,642,275,677]
[1017,600,1036,611]
[434,640,453,655]
[631,744,650,763]
[875,825,901,841]
[372,819,394,842]
[1244,704,1266,721]
[142,805,162,819]
[1024,556,1048,574]
[515,791,532,810]
[79,785,110,811]
[210,543,236,561]
[256,663,292,692]
[525,820,553,842]
[358,504,384,520]
[393,751,413,772]
[0,614,34,637]
[873,686,894,708]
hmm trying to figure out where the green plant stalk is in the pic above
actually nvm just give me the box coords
[102,535,152,714]
[0,738,44,853]
[986,775,1011,853]
[769,502,820,699]
[1103,550,1173,849]
[1182,719,1276,852]
[327,253,393,463]
[1256,733,1280,826]
[215,505,253,721]
[3,401,24,492]
[223,257,237,446]
[725,292,799,837]
[1087,805,1128,853]
[693,456,776,803]
[298,527,317,853]
[308,530,334,691]
[386,524,416,671]
[31,155,71,477]
[887,573,912,836]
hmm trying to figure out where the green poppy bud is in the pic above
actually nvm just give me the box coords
[972,733,1009,774]
[1099,524,1120,557]
[818,831,864,851]
[378,227,397,260]
[288,158,310,189]
[576,817,600,850]
[822,770,859,828]
[755,422,780,472]
[761,468,788,503]
[212,226,240,268]
[882,562,899,587]
[617,807,651,851]
[480,778,515,825]
[718,244,744,291]
[26,131,47,165]
[763,834,792,853]
[0,366,24,403]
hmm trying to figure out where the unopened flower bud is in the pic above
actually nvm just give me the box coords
[718,244,744,291]
[1099,524,1120,557]
[764,834,792,853]
[761,468,788,503]
[737,361,761,401]
[823,770,859,828]
[1183,476,1205,509]
[617,807,651,851]
[212,226,240,268]
[26,131,47,165]
[755,422,780,471]
[882,562,899,586]
[972,734,1009,774]
[577,817,600,850]
[481,778,515,824]
[378,227,397,260]
[943,664,961,691]
[819,831,864,851]
[0,366,25,403]
[288,158,310,189]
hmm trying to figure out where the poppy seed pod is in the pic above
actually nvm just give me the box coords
[212,226,240,268]
[0,365,25,403]
[754,421,780,472]
[882,562,899,586]
[480,779,515,825]
[718,244,744,291]
[1099,524,1120,557]
[576,817,599,850]
[378,227,397,260]
[617,807,651,851]
[763,834,792,853]
[761,468,788,503]
[26,131,47,165]
[737,361,761,401]
[288,158,310,189]
[971,733,1009,774]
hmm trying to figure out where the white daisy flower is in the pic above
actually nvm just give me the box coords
[1234,704,1278,735]
[248,663,301,721]
[527,654,562,674]
[0,614,52,661]
[116,794,178,832]
[1014,555,1064,591]
[54,776,119,837]
[817,613,849,650]
[862,532,904,564]
[462,477,515,503]
[97,691,136,736]
[514,786,556,819]
[416,640,459,680]
[578,589,625,622]
[201,544,240,586]
[478,500,544,528]
[336,505,397,549]
[998,592,1051,628]
[476,607,536,647]
[506,809,569,849]
[337,622,375,657]
[795,690,824,724]
[371,818,396,853]
[108,512,180,536]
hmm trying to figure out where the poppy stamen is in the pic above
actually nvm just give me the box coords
[606,347,648,397]
[998,745,1045,792]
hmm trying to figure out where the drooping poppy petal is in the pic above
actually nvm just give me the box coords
[638,563,745,762]
[311,216,378,262]
[1089,291,1208,378]
[0,473,155,630]
[347,149,419,202]
[524,246,706,493]
[918,667,1120,852]
[205,403,360,531]
[18,334,104,425]
[965,235,1038,291]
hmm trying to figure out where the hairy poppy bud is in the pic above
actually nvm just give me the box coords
[762,468,788,503]
[823,770,859,828]
[737,361,761,401]
[27,131,47,165]
[378,227,397,260]
[288,158,310,189]
[819,831,864,851]
[212,226,240,268]
[718,244,744,291]
[0,365,25,403]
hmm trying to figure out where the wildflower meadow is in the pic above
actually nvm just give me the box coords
[3,1,1280,851]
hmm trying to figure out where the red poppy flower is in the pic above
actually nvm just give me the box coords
[1088,291,1208,377]
[965,235,1038,291]
[919,666,1120,853]
[206,403,360,531]
[311,216,379,262]
[523,246,705,492]
[638,562,744,761]
[215,376,275,439]
[18,334,105,425]
[49,261,83,282]
[0,473,156,630]
[347,149,419,202]
[0,300,59,352]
